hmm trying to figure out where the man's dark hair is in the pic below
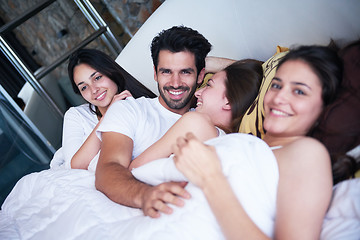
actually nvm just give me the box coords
[150,26,212,76]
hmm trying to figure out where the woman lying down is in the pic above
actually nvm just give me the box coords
[0,45,353,240]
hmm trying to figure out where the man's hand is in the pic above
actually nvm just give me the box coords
[141,181,190,218]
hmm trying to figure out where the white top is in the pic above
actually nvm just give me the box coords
[270,146,283,150]
[216,126,226,137]
[97,97,181,160]
[50,104,98,169]
[51,98,221,170]
[131,133,279,239]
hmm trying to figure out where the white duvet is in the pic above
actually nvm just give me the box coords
[0,134,359,240]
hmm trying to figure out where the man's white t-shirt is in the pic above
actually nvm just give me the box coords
[97,97,182,160]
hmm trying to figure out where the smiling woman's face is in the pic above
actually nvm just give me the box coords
[73,63,118,112]
[263,59,324,137]
[194,70,229,116]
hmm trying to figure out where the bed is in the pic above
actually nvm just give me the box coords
[1,0,360,239]
[1,134,358,240]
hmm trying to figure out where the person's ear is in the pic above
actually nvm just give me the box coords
[197,68,206,86]
[153,66,158,82]
[222,98,231,110]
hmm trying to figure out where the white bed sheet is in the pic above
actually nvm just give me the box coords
[321,178,360,240]
[0,134,279,240]
[0,134,359,239]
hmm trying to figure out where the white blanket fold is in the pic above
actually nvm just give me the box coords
[2,134,358,239]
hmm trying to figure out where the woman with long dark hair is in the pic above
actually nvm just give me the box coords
[51,48,155,170]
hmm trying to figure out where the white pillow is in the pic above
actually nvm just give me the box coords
[321,178,360,240]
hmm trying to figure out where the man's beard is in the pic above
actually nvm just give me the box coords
[158,85,197,110]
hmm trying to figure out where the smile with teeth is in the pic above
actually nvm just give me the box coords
[168,90,184,95]
[271,108,290,116]
[196,101,202,107]
[95,91,106,100]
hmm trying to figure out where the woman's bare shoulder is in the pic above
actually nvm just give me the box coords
[183,111,211,119]
[287,137,328,154]
[276,136,330,170]
[181,111,213,125]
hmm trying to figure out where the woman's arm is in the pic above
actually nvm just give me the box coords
[273,137,332,239]
[173,133,268,240]
[173,134,332,240]
[129,112,219,170]
[61,107,95,169]
[70,118,103,169]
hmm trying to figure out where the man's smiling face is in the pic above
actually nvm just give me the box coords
[155,50,201,115]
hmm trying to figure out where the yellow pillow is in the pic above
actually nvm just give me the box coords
[238,50,288,138]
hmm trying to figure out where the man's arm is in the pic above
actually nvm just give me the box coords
[205,56,236,73]
[71,90,133,169]
[95,131,190,217]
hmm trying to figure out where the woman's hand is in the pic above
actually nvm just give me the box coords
[110,90,132,106]
[172,132,223,189]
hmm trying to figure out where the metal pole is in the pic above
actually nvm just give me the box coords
[0,36,64,118]
[74,0,123,55]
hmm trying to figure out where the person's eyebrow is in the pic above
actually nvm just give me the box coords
[77,71,98,86]
[90,71,98,78]
[182,68,195,73]
[292,82,312,90]
[158,67,170,72]
[273,77,312,90]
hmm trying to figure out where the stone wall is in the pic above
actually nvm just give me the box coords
[0,0,164,80]
[103,0,164,38]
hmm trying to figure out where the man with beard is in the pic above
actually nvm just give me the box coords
[95,26,212,218]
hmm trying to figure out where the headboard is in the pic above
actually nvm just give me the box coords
[115,0,360,95]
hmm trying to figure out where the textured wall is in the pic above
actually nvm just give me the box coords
[0,0,164,79]
[103,0,164,37]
